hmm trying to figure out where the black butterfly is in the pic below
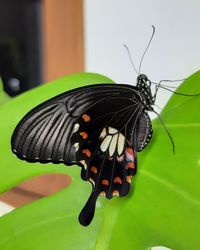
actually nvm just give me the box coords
[11,73,155,226]
[12,26,198,226]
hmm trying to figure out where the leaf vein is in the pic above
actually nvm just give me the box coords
[140,169,200,207]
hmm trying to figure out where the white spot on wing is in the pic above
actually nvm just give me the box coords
[73,142,79,152]
[80,160,87,169]
[108,127,118,134]
[117,133,125,156]
[109,134,118,157]
[73,123,80,133]
[100,127,107,139]
[117,155,124,162]
[100,135,112,152]
[89,177,95,186]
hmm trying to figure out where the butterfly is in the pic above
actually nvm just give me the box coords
[11,74,155,226]
[11,26,198,226]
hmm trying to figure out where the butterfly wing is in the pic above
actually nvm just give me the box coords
[11,83,146,226]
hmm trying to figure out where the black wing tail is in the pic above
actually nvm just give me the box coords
[78,190,98,226]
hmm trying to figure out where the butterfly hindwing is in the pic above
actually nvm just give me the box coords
[77,125,138,225]
[71,95,141,225]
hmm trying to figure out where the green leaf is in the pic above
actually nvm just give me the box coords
[0,71,200,250]
[0,78,10,105]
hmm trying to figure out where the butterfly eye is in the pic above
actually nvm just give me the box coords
[141,74,148,81]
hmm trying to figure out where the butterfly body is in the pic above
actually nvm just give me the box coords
[11,74,154,226]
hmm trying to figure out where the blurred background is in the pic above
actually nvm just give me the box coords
[1,0,200,103]
[0,0,200,219]
[0,0,83,97]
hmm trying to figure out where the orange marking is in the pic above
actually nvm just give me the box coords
[100,191,106,196]
[126,147,134,156]
[82,149,91,158]
[126,175,132,183]
[113,190,119,196]
[125,162,135,170]
[91,166,97,174]
[114,176,122,184]
[102,179,109,186]
[80,132,88,139]
[82,114,91,122]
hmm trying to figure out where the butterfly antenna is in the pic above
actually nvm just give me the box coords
[153,110,175,154]
[123,44,139,75]
[139,25,155,74]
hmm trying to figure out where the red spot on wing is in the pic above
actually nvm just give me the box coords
[126,147,135,161]
[102,179,109,186]
[80,132,88,139]
[82,114,91,122]
[125,162,135,170]
[114,176,123,184]
[91,166,97,174]
[82,149,91,158]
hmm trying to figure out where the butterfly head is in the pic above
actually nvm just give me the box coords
[136,74,154,108]
[136,74,150,86]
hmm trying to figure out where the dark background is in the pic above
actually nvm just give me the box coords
[0,0,43,96]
